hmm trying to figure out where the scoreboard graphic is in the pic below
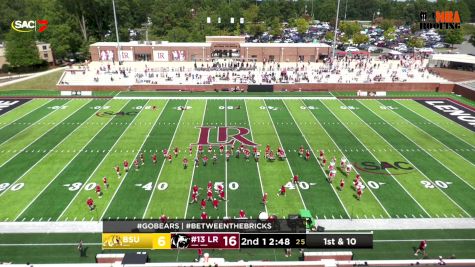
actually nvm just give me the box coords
[102,220,373,250]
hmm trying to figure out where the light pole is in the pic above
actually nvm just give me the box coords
[112,0,121,61]
[344,0,348,20]
[144,17,152,42]
[332,0,341,59]
[372,10,380,23]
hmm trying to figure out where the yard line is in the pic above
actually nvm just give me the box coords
[14,100,128,221]
[0,99,102,198]
[184,100,208,218]
[56,100,150,221]
[388,101,475,167]
[397,100,475,150]
[244,100,268,214]
[0,99,72,148]
[282,101,352,218]
[357,100,472,217]
[224,99,228,218]
[0,99,53,131]
[142,100,188,218]
[299,100,390,219]
[319,100,417,218]
[0,100,80,170]
[263,100,307,211]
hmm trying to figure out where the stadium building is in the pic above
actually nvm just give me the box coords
[89,36,331,63]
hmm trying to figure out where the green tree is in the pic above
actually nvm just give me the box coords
[352,33,369,45]
[384,26,397,42]
[407,36,425,49]
[269,17,282,37]
[5,31,42,67]
[295,17,309,35]
[339,21,361,39]
[444,29,464,50]
[379,19,393,31]
[324,31,334,41]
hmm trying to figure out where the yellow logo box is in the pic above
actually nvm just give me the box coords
[102,233,171,250]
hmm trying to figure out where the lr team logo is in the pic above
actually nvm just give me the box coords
[420,10,460,30]
[196,126,257,146]
[354,161,415,175]
[11,20,48,33]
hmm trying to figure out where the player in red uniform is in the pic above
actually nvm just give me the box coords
[183,157,188,169]
[86,197,94,211]
[202,155,208,166]
[123,160,129,172]
[207,189,213,201]
[152,153,157,165]
[140,152,145,165]
[244,149,250,162]
[167,154,172,163]
[208,145,213,153]
[174,147,179,157]
[322,157,327,167]
[226,150,231,161]
[212,154,217,165]
[114,165,121,178]
[305,150,310,161]
[198,145,203,155]
[160,214,167,223]
[231,143,235,152]
[207,181,213,191]
[268,151,275,161]
[189,145,193,155]
[357,187,363,200]
[253,146,257,155]
[319,149,324,160]
[239,210,246,218]
[201,211,208,220]
[262,192,268,205]
[152,105,157,111]
[293,174,299,184]
[278,185,286,196]
[95,184,102,198]
[219,190,226,201]
[200,199,206,210]
[219,144,224,155]
[134,159,139,171]
[340,179,345,191]
[414,240,427,256]
[212,198,219,209]
[162,148,168,158]
[299,145,304,157]
[190,191,198,204]
[216,183,224,192]
[345,163,352,176]
[103,176,109,189]
[193,184,199,194]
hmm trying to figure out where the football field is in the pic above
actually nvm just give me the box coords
[0,96,474,222]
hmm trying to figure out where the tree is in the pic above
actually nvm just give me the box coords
[384,26,397,42]
[295,17,309,35]
[445,29,464,50]
[324,31,334,42]
[379,19,394,31]
[352,33,369,45]
[339,21,361,39]
[407,36,425,49]
[269,17,282,37]
[5,31,42,68]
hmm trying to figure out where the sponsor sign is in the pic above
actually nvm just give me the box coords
[118,50,133,62]
[100,50,114,61]
[419,10,461,30]
[415,100,475,131]
[154,50,169,61]
[0,99,30,115]
[172,50,185,61]
[11,20,48,32]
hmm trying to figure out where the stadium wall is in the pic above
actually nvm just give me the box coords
[453,83,475,101]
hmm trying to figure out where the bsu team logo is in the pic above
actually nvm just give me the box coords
[11,20,48,33]
[196,126,257,146]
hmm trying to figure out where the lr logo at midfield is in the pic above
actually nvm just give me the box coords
[196,126,257,146]
[11,20,48,33]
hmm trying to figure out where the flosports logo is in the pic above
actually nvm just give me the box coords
[11,20,48,33]
[354,161,415,175]
[196,126,257,146]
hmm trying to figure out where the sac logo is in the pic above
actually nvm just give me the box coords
[11,20,48,33]
[354,161,415,175]
[95,111,138,117]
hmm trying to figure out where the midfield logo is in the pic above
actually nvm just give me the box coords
[354,161,415,175]
[196,126,257,146]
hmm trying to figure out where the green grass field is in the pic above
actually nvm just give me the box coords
[0,95,474,263]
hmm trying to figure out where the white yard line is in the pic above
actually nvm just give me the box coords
[0,99,53,130]
[184,100,208,218]
[244,100,268,214]
[262,100,308,211]
[0,99,73,148]
[357,100,472,217]
[396,100,475,150]
[388,100,475,167]
[142,100,188,218]
[0,99,101,198]
[14,100,129,221]
[320,100,394,220]
[115,96,337,100]
[56,100,151,221]
[224,99,228,218]
[282,100,350,219]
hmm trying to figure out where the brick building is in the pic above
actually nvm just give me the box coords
[89,36,331,63]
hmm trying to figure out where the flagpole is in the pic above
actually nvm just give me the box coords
[112,0,121,62]
[332,0,341,60]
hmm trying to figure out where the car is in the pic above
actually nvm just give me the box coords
[345,46,360,52]
[432,43,446,49]
[368,46,383,53]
